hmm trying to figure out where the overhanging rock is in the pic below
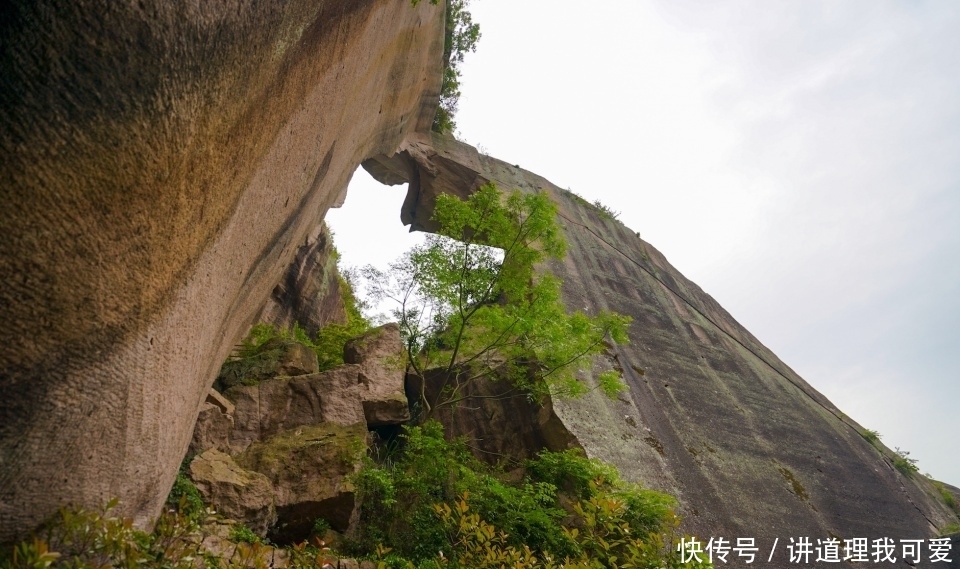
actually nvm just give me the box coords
[0,0,444,541]
[363,133,959,562]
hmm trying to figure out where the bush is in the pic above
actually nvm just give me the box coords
[229,523,262,545]
[893,447,919,475]
[314,273,371,371]
[347,421,702,568]
[0,500,211,569]
[861,429,881,444]
[941,522,960,536]
[217,271,371,388]
[166,464,205,523]
[933,480,958,511]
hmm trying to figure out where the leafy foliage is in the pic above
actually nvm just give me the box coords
[229,524,262,545]
[0,500,211,569]
[592,199,621,221]
[893,447,919,475]
[362,183,630,415]
[348,421,705,568]
[166,467,205,523]
[412,0,481,134]
[216,269,370,388]
[941,522,960,537]
[860,429,881,444]
[314,273,373,371]
[932,480,958,512]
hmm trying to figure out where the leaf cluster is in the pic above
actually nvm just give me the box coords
[860,428,881,444]
[362,183,629,415]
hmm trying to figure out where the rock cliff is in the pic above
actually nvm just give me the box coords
[3,0,958,558]
[0,0,444,541]
[364,132,960,563]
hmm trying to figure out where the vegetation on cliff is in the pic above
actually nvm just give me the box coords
[1,432,709,568]
[216,270,370,389]
[346,420,708,568]
[361,183,630,417]
[413,0,480,134]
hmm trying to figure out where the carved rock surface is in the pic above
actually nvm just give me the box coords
[345,323,410,426]
[364,133,960,563]
[0,0,443,538]
[190,449,277,536]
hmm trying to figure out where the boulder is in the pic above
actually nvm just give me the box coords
[278,343,320,377]
[344,324,410,426]
[237,423,367,542]
[206,389,237,416]
[189,449,276,536]
[225,366,364,452]
[216,339,320,392]
[189,402,235,456]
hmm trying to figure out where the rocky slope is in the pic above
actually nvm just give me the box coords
[364,132,960,566]
[0,0,444,541]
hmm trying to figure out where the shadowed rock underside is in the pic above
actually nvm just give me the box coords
[0,0,444,541]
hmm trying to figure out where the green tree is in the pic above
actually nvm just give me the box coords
[362,183,629,417]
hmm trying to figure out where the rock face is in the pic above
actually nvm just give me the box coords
[187,323,407,540]
[226,366,367,453]
[0,0,444,540]
[415,369,580,462]
[364,133,960,564]
[345,323,411,426]
[258,223,348,338]
[238,423,367,542]
[190,449,277,536]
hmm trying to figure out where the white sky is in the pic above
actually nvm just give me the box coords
[327,0,960,484]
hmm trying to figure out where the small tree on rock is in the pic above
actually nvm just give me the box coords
[362,183,629,417]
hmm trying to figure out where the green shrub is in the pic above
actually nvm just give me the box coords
[347,421,698,568]
[229,523,262,545]
[933,480,957,511]
[310,517,332,538]
[166,466,205,523]
[525,448,617,499]
[893,447,919,476]
[315,273,371,371]
[861,429,881,444]
[217,273,370,386]
[941,522,960,536]
[216,323,309,389]
[0,500,212,569]
[592,199,621,221]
